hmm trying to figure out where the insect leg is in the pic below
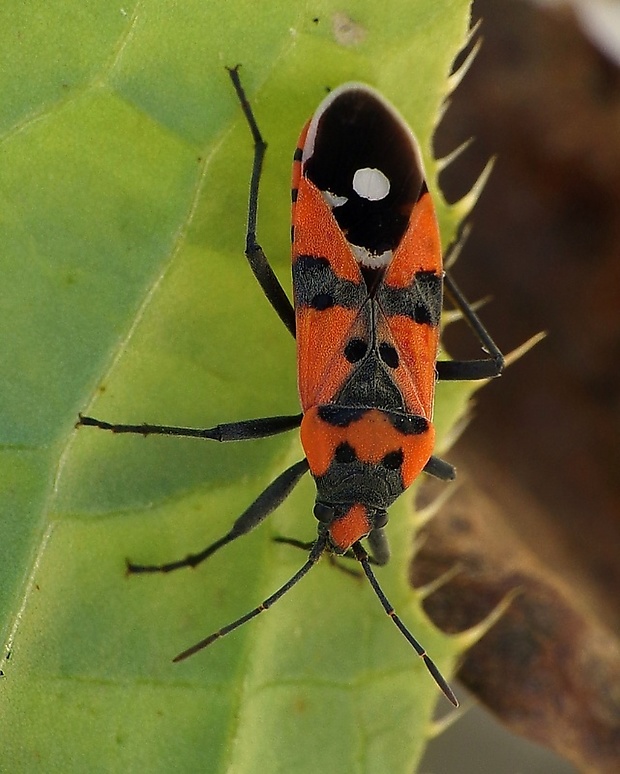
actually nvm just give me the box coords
[352,541,459,707]
[77,412,302,441]
[128,458,309,574]
[227,65,296,338]
[173,532,328,662]
[273,535,378,575]
[275,530,388,570]
[436,271,504,381]
[272,536,314,551]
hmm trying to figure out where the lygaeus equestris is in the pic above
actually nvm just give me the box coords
[79,66,504,707]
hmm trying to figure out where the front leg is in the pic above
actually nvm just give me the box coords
[227,65,296,337]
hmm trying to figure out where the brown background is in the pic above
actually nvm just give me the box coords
[416,1,620,771]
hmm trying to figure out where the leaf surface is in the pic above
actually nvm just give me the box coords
[0,2,475,771]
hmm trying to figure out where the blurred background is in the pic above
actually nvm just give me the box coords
[415,0,620,771]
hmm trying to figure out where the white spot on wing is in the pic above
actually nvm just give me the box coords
[302,82,425,179]
[353,167,390,201]
[321,190,348,208]
[350,244,392,268]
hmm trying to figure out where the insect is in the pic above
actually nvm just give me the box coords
[79,66,504,707]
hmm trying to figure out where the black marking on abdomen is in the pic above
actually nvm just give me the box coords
[334,442,357,463]
[317,406,369,427]
[314,458,405,510]
[386,412,429,435]
[318,405,429,437]
[382,449,404,470]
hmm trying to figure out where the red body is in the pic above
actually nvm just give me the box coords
[290,84,443,554]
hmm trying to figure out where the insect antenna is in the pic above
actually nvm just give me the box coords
[173,532,328,663]
[352,542,459,707]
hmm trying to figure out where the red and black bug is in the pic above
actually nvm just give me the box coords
[79,67,504,707]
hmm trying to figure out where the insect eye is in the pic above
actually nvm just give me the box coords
[374,510,388,529]
[314,502,335,523]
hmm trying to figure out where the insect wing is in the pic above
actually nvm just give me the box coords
[292,84,443,417]
[292,116,368,412]
[377,188,443,419]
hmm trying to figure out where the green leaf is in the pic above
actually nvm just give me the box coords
[1,1,475,771]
